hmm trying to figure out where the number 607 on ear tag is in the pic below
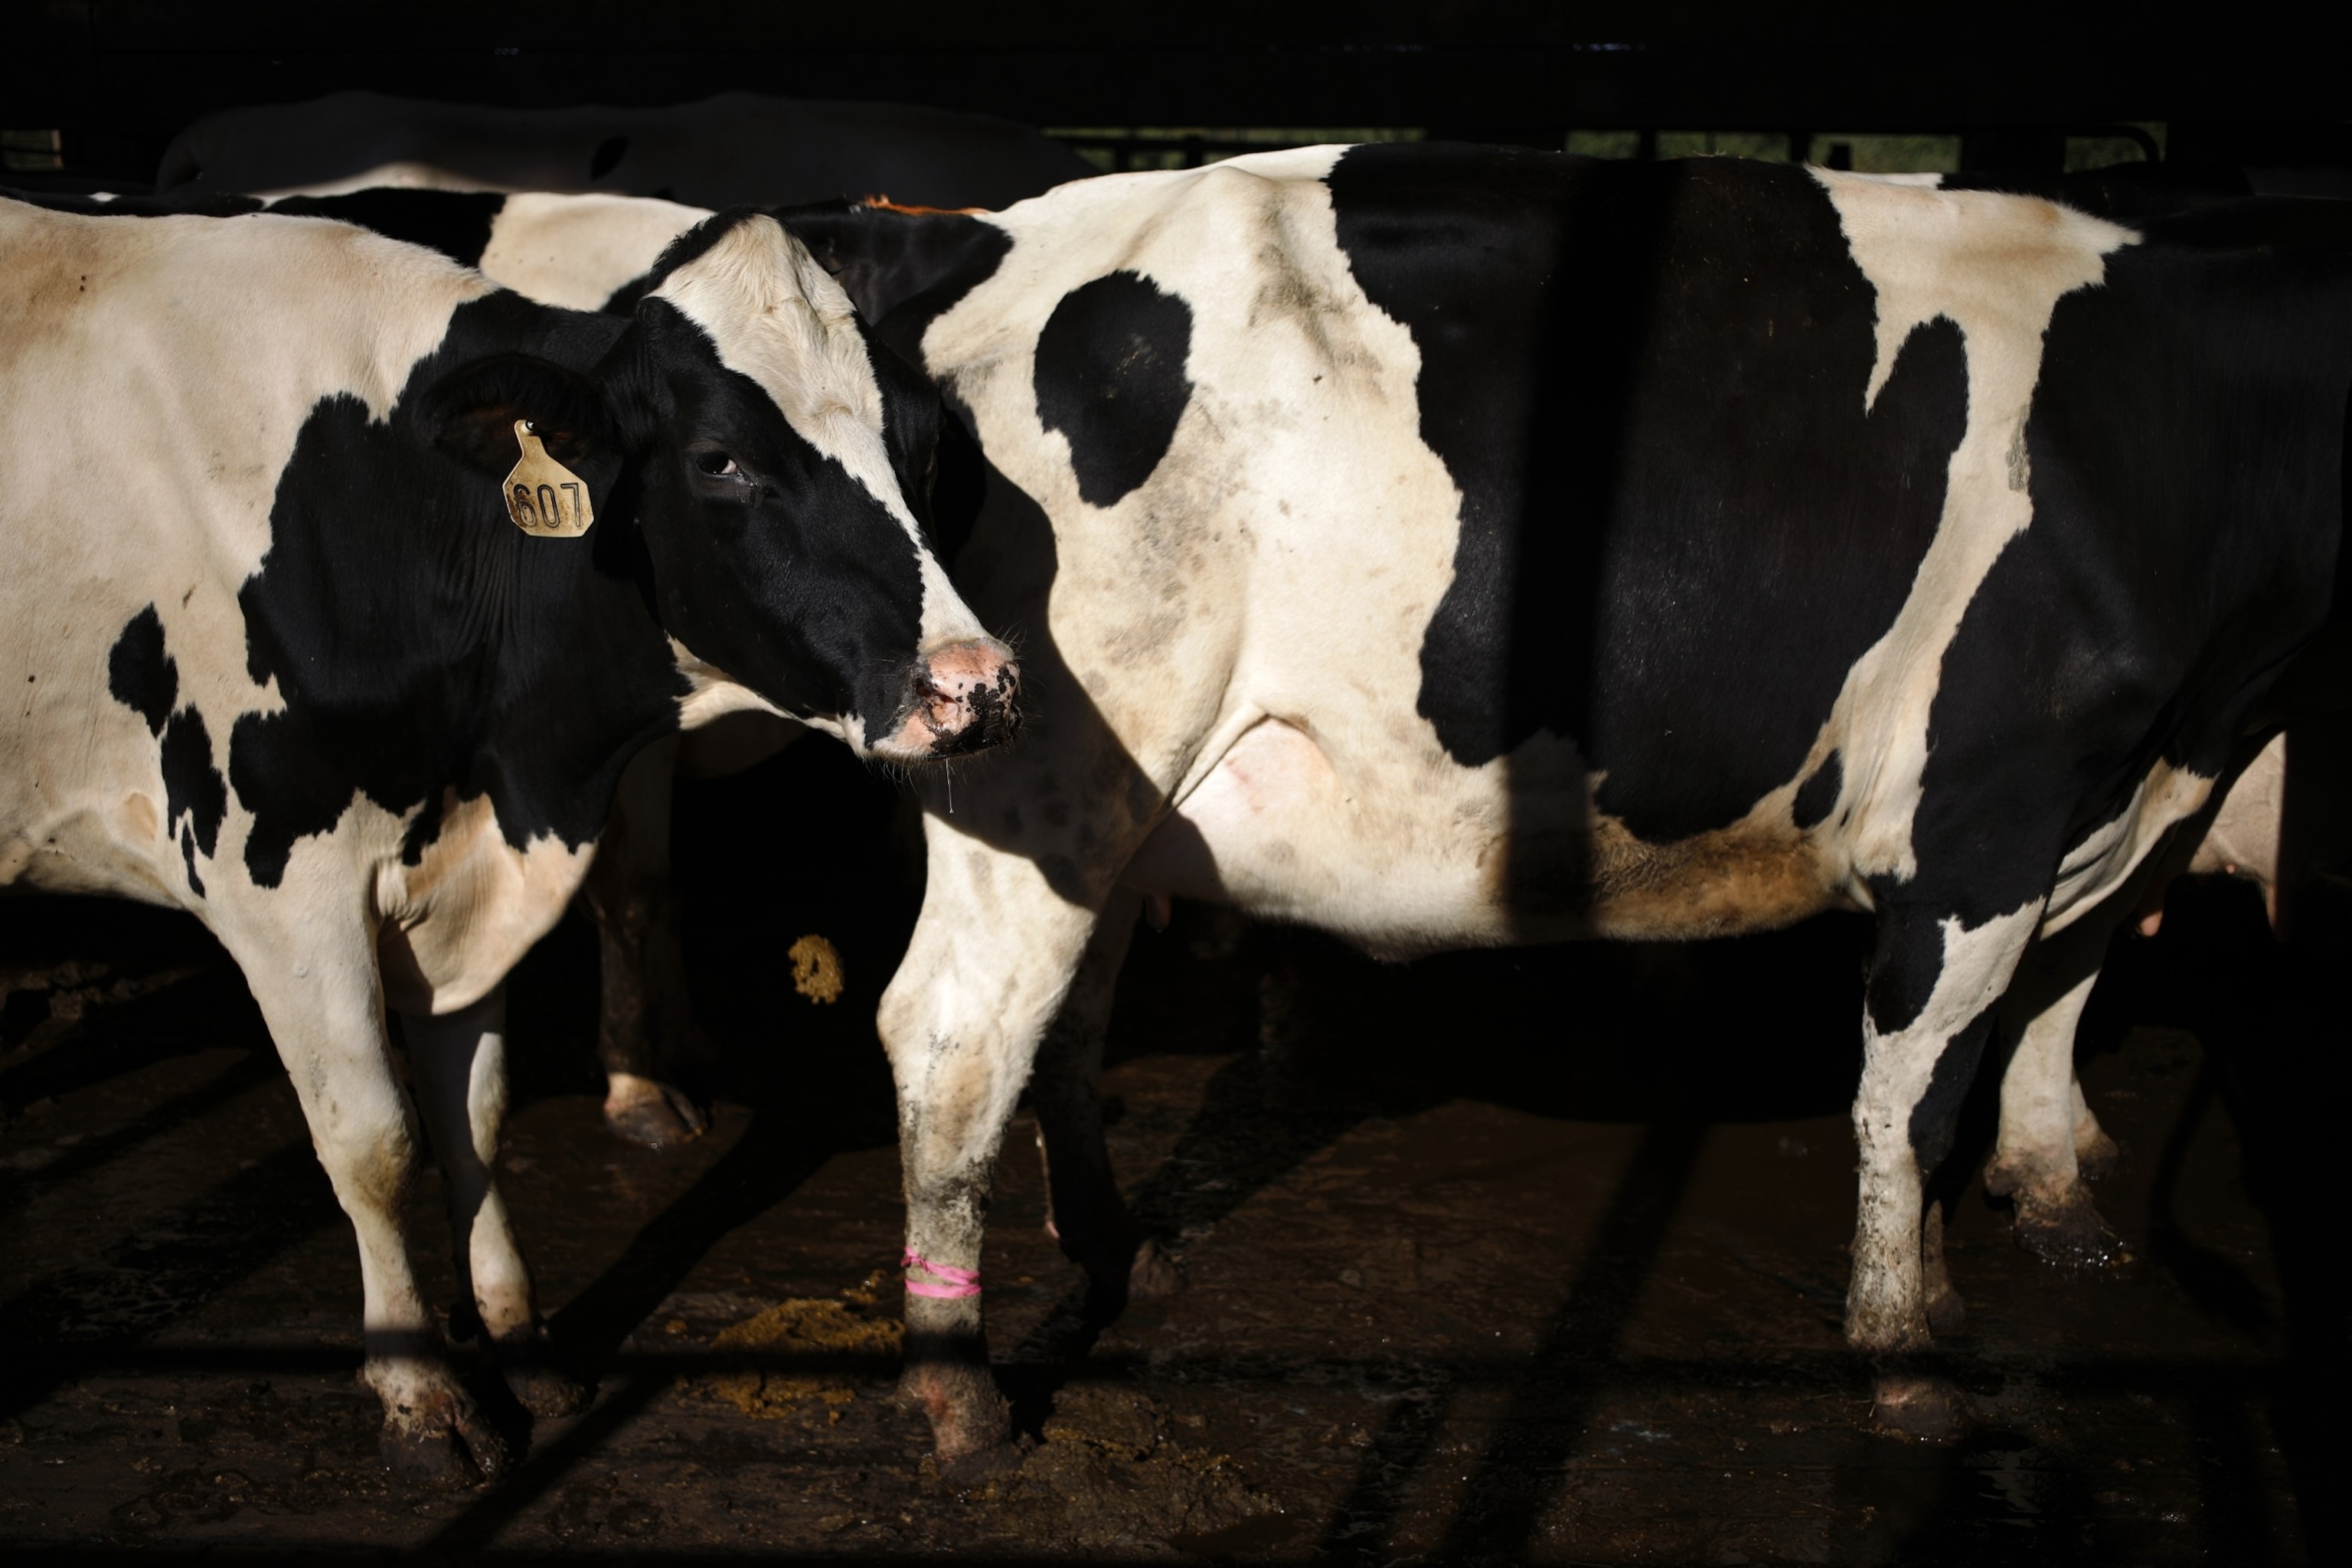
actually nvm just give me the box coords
[505,420,596,537]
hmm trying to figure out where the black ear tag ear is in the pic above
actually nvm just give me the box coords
[505,420,596,537]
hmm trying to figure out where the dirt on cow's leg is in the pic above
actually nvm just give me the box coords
[582,738,708,1150]
[1032,890,1183,1308]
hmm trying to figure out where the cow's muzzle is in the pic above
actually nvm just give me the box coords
[882,639,1022,760]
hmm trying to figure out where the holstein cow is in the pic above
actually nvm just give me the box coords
[756,145,2348,1462]
[24,182,823,1145]
[0,196,1018,1481]
[154,88,1093,214]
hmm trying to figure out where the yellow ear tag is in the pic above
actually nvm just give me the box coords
[504,420,596,537]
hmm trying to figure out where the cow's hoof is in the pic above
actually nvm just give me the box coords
[1925,1282,1967,1336]
[900,1363,1011,1464]
[603,1078,707,1150]
[1873,1372,1965,1441]
[2075,1127,2120,1184]
[2014,1184,2130,1269]
[1129,1237,1184,1302]
[380,1397,508,1488]
[500,1358,591,1419]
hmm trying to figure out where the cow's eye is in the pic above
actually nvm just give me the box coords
[693,449,742,479]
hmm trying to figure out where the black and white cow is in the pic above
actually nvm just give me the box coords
[22,184,833,1145]
[0,195,1018,1481]
[154,88,1093,214]
[44,185,980,1146]
[753,145,2350,1462]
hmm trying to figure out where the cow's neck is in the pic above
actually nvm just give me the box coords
[227,305,684,890]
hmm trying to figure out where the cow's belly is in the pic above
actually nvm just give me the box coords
[1121,717,1843,957]
[1121,717,1508,955]
[0,793,185,907]
[0,703,196,910]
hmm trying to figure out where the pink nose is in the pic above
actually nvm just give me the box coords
[889,639,1021,757]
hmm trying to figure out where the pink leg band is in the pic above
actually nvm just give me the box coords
[902,1246,982,1299]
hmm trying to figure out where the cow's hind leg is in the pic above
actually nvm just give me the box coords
[581,737,707,1148]
[1031,888,1182,1307]
[403,983,590,1419]
[1987,917,2130,1266]
[1848,896,2043,1438]
[229,919,505,1485]
[1986,844,2180,1268]
[878,835,1104,1468]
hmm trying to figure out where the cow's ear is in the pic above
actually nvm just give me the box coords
[416,354,617,475]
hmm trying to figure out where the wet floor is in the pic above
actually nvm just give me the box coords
[2,738,2344,1563]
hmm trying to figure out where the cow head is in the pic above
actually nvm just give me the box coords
[424,210,1018,761]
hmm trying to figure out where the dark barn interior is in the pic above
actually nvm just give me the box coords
[5,5,2350,1563]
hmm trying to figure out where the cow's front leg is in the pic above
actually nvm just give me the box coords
[230,921,505,1485]
[877,836,1103,1466]
[1848,897,2041,1437]
[580,737,707,1149]
[402,983,589,1419]
[1031,888,1182,1306]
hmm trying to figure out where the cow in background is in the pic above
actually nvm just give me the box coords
[0,196,1017,1481]
[153,89,1093,213]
